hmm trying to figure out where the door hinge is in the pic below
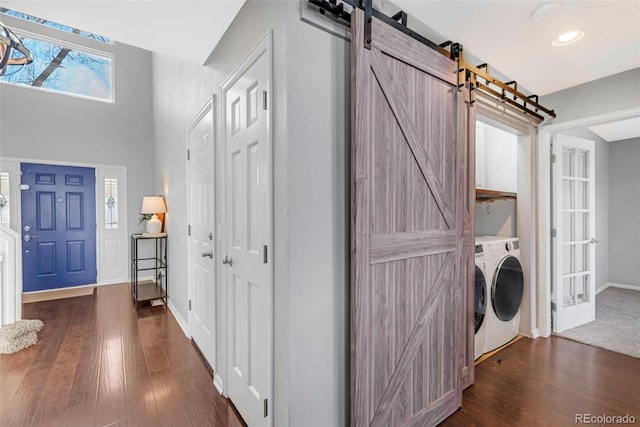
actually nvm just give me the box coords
[263,245,268,264]
[551,228,557,238]
[262,90,268,110]
[551,302,556,313]
[187,149,191,161]
[188,225,191,236]
[189,300,192,311]
[551,153,556,163]
[263,398,268,417]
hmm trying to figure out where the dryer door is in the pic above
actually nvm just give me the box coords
[474,265,487,333]
[491,256,524,321]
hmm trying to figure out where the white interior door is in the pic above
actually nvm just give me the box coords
[187,99,217,368]
[222,32,272,427]
[552,134,596,333]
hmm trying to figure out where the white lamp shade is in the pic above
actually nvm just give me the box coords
[141,196,167,214]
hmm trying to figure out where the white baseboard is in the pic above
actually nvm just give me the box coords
[22,283,96,295]
[518,329,539,339]
[97,279,129,286]
[167,299,190,338]
[213,374,225,395]
[598,282,640,294]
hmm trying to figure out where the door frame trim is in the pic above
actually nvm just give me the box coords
[475,103,539,340]
[220,29,274,423]
[537,106,640,337]
[1,157,129,293]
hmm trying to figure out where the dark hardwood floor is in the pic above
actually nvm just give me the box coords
[442,336,640,426]
[0,283,245,427]
[3,284,639,427]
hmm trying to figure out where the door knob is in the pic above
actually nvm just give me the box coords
[23,234,36,242]
[590,237,599,244]
[201,251,213,258]
[222,255,233,266]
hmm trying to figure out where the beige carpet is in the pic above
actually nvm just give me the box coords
[558,287,640,358]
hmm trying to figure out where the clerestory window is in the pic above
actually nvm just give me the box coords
[0,8,113,102]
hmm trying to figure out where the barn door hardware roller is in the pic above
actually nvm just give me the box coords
[308,0,352,23]
[306,0,556,119]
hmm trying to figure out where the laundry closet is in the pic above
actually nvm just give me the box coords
[473,119,526,361]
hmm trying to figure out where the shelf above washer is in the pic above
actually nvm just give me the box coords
[476,188,517,203]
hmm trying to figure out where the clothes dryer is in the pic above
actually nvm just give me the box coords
[475,236,524,354]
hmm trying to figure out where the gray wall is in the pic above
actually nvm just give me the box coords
[609,137,640,288]
[0,42,154,238]
[151,1,290,425]
[151,1,350,424]
[475,200,517,237]
[287,1,349,425]
[542,69,640,290]
[559,128,610,290]
[541,68,640,123]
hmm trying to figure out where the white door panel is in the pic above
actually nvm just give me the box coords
[223,32,272,427]
[187,99,217,369]
[552,134,596,333]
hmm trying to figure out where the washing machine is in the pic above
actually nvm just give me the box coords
[473,243,488,360]
[475,236,524,356]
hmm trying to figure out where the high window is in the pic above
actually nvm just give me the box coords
[0,8,113,101]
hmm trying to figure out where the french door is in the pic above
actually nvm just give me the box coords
[351,9,471,427]
[552,134,596,333]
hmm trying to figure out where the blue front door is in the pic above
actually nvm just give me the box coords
[21,163,97,292]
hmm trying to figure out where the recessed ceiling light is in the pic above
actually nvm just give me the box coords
[552,30,585,47]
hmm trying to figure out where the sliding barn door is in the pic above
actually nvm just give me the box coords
[351,9,471,427]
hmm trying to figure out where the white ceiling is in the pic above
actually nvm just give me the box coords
[589,116,640,142]
[1,0,638,96]
[391,0,640,96]
[0,0,246,64]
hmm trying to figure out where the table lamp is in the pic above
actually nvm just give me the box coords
[141,196,167,235]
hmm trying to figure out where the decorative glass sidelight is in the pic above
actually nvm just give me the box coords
[104,178,118,229]
[0,172,9,226]
[561,147,591,308]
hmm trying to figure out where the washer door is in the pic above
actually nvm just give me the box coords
[491,255,524,321]
[474,265,486,333]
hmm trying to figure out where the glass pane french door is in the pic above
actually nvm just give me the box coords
[553,134,596,333]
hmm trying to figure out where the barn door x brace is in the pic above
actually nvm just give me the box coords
[307,0,556,121]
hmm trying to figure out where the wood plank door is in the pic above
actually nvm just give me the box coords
[351,9,471,427]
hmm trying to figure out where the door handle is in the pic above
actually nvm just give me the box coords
[222,255,233,266]
[201,251,213,258]
[23,234,36,242]
[590,237,599,244]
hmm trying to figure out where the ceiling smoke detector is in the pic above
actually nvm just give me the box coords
[552,30,585,47]
[531,3,561,22]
